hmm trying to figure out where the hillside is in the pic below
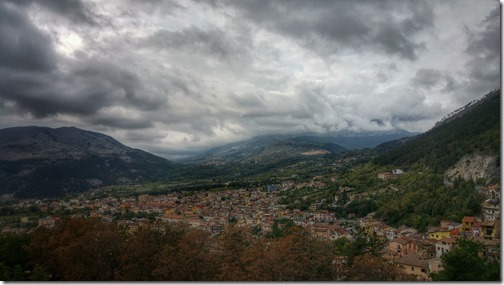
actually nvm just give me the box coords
[0,126,176,198]
[374,89,500,174]
[182,128,419,164]
[290,128,418,150]
[182,134,347,164]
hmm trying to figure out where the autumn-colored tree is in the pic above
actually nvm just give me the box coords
[153,228,219,280]
[241,227,335,281]
[213,225,256,281]
[117,222,188,281]
[28,217,122,280]
[345,254,414,281]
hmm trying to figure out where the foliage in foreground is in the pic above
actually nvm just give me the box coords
[2,217,500,281]
[2,217,411,281]
[431,239,500,281]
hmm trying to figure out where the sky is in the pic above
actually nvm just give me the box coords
[0,0,500,159]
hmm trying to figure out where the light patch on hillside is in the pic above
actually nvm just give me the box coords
[445,153,499,183]
[301,150,331,156]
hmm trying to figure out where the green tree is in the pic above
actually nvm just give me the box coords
[0,233,30,270]
[338,226,386,266]
[431,239,500,281]
[0,262,11,281]
[11,265,24,281]
[30,265,51,281]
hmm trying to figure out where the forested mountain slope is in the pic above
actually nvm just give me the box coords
[374,89,500,172]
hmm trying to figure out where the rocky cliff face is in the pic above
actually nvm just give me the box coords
[445,153,500,183]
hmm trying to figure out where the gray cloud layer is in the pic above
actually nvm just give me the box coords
[0,0,500,158]
[208,0,434,60]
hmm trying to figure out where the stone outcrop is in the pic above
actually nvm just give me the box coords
[445,153,500,183]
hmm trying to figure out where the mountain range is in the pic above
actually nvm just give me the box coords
[0,126,175,198]
[0,89,499,198]
[182,128,417,164]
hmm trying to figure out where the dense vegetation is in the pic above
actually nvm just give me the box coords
[0,154,177,198]
[1,217,413,281]
[431,239,500,281]
[277,163,486,232]
[6,217,492,281]
[373,170,484,231]
[374,89,500,171]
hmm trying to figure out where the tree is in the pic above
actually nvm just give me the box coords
[30,265,51,281]
[0,263,10,281]
[333,236,351,256]
[214,225,255,281]
[29,217,122,281]
[117,222,188,281]
[0,233,30,270]
[241,227,335,281]
[346,254,414,281]
[11,265,24,281]
[344,226,386,265]
[431,239,500,281]
[153,229,218,281]
[269,219,297,238]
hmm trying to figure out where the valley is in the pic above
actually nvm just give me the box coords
[0,89,500,281]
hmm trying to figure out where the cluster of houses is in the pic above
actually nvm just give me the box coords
[0,175,500,281]
[353,183,501,280]
[356,212,500,280]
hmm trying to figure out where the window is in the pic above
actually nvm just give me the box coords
[421,269,427,273]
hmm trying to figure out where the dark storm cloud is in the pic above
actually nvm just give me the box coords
[411,68,458,92]
[207,0,434,60]
[6,0,98,25]
[466,6,500,62]
[0,0,498,158]
[373,23,425,61]
[88,115,154,130]
[147,27,236,59]
[0,59,161,118]
[465,6,500,92]
[0,2,57,72]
